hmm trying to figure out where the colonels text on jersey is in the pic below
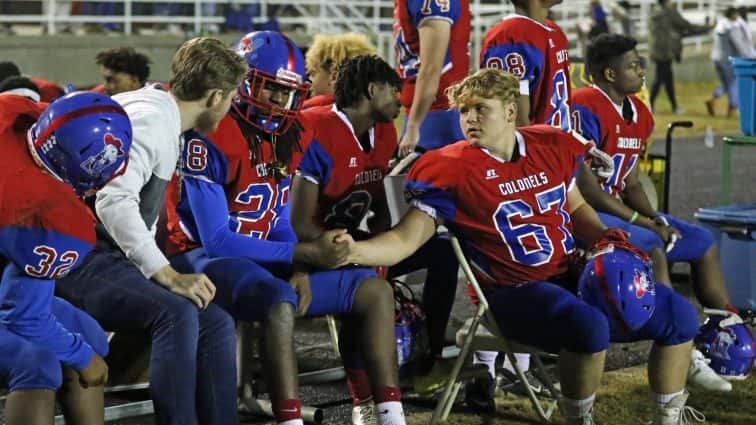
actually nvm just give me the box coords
[297,104,397,232]
[394,0,471,111]
[571,86,654,196]
[405,125,587,285]
[481,14,571,130]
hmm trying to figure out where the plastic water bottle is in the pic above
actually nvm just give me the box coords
[395,316,411,366]
[704,126,715,148]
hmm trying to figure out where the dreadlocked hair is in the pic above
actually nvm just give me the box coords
[334,55,402,109]
[230,107,304,181]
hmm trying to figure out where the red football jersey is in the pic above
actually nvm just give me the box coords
[297,104,397,231]
[0,95,96,278]
[303,94,334,110]
[405,125,587,286]
[571,86,654,196]
[394,0,470,111]
[165,113,311,255]
[28,77,64,103]
[481,15,571,130]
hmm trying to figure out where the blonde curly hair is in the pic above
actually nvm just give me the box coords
[446,68,521,109]
[306,32,379,75]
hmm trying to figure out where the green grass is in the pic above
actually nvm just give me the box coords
[407,367,756,425]
[648,80,743,143]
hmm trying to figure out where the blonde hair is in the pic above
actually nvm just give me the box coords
[169,37,247,101]
[305,32,379,75]
[446,68,521,108]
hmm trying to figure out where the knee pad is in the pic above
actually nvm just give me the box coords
[561,304,610,353]
[664,293,700,344]
[648,287,699,346]
[7,345,62,391]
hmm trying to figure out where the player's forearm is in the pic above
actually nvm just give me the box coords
[368,204,392,234]
[350,208,436,266]
[621,182,658,218]
[570,202,607,247]
[577,164,633,219]
[350,230,416,266]
[292,242,330,266]
[292,219,323,243]
[406,66,442,128]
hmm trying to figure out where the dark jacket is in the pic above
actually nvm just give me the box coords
[649,4,709,62]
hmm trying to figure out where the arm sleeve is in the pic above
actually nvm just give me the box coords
[268,202,299,244]
[404,153,458,222]
[95,114,171,278]
[183,177,295,264]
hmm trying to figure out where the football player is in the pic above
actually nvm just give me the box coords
[394,0,470,156]
[0,91,132,424]
[477,0,576,402]
[93,46,151,96]
[164,32,407,425]
[55,38,247,425]
[480,0,570,129]
[337,68,702,425]
[572,33,742,392]
[291,54,459,409]
[304,32,378,107]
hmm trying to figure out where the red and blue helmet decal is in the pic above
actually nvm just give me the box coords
[695,314,756,379]
[578,243,656,337]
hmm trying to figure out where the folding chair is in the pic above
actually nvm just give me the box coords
[382,173,560,424]
[431,234,560,424]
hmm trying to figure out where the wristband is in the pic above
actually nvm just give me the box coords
[628,211,639,224]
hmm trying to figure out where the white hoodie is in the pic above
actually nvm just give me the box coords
[95,86,181,278]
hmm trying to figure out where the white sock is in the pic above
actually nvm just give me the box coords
[559,394,596,418]
[502,352,531,373]
[473,350,498,379]
[278,420,304,425]
[376,401,406,425]
[656,389,684,405]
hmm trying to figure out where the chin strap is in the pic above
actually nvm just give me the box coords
[703,308,744,327]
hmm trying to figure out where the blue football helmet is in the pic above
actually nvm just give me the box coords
[28,91,132,196]
[695,310,755,380]
[232,31,309,136]
[578,241,656,337]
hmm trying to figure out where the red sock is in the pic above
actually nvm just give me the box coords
[272,399,301,422]
[346,368,373,406]
[724,303,739,314]
[375,386,402,403]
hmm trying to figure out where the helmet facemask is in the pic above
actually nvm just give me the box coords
[232,67,309,137]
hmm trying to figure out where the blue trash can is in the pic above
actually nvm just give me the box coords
[730,57,756,136]
[695,204,756,310]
